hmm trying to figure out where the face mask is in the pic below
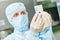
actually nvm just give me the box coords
[11,14,29,32]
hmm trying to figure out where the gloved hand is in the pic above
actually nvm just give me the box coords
[30,11,52,33]
[30,13,44,33]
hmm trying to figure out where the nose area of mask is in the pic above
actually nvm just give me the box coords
[13,15,27,25]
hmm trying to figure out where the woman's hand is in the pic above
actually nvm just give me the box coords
[30,11,52,33]
[30,13,44,33]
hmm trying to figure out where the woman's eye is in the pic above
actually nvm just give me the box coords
[15,13,19,16]
[13,13,19,18]
[21,11,25,14]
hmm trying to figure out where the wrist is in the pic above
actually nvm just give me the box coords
[30,27,41,34]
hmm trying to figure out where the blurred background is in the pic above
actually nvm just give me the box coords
[0,0,60,40]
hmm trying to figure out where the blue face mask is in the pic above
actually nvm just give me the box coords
[11,13,29,32]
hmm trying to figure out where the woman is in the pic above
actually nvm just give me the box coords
[3,2,29,40]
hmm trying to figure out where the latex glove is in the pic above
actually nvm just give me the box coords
[30,11,52,33]
[30,13,44,33]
